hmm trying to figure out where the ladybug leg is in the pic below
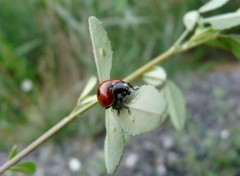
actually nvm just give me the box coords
[109,106,120,115]
[127,83,139,90]
[111,99,121,116]
[111,107,120,116]
[119,99,131,115]
[117,108,120,116]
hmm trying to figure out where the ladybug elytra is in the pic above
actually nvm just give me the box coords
[97,79,138,115]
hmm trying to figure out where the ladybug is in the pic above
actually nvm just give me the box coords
[97,79,138,115]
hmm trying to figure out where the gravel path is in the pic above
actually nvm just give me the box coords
[1,68,240,176]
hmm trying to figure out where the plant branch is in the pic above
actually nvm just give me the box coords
[173,29,190,47]
[124,29,191,82]
[180,33,219,52]
[124,46,177,82]
[0,100,97,175]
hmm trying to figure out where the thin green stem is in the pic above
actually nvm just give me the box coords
[124,29,190,82]
[180,33,219,52]
[124,46,177,82]
[173,29,190,47]
[0,100,97,175]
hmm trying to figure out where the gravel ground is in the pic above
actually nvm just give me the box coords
[1,68,240,176]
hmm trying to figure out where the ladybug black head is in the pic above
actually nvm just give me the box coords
[112,82,131,100]
[121,86,130,96]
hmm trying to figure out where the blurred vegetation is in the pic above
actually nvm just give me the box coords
[0,0,240,149]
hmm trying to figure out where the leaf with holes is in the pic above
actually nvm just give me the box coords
[89,16,112,82]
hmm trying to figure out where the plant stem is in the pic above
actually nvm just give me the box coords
[173,29,190,47]
[124,29,190,82]
[180,33,219,52]
[0,100,97,175]
[124,46,177,82]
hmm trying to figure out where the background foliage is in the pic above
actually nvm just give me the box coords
[0,0,240,174]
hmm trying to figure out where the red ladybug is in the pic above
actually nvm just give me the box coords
[97,79,138,115]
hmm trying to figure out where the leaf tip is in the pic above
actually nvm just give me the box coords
[88,16,96,21]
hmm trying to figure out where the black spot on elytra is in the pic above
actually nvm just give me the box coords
[97,90,100,95]
[103,100,107,104]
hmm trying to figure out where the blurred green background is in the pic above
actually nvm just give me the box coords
[0,0,240,174]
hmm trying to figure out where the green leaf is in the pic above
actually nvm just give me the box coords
[163,81,186,130]
[183,10,199,30]
[9,162,36,174]
[142,66,167,87]
[71,95,97,114]
[159,103,169,124]
[229,34,240,44]
[187,27,217,44]
[202,12,240,30]
[78,95,97,106]
[113,85,166,136]
[207,35,240,59]
[71,76,97,114]
[104,109,125,174]
[228,35,240,59]
[78,76,97,102]
[89,16,113,82]
[7,145,18,160]
[199,0,230,13]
